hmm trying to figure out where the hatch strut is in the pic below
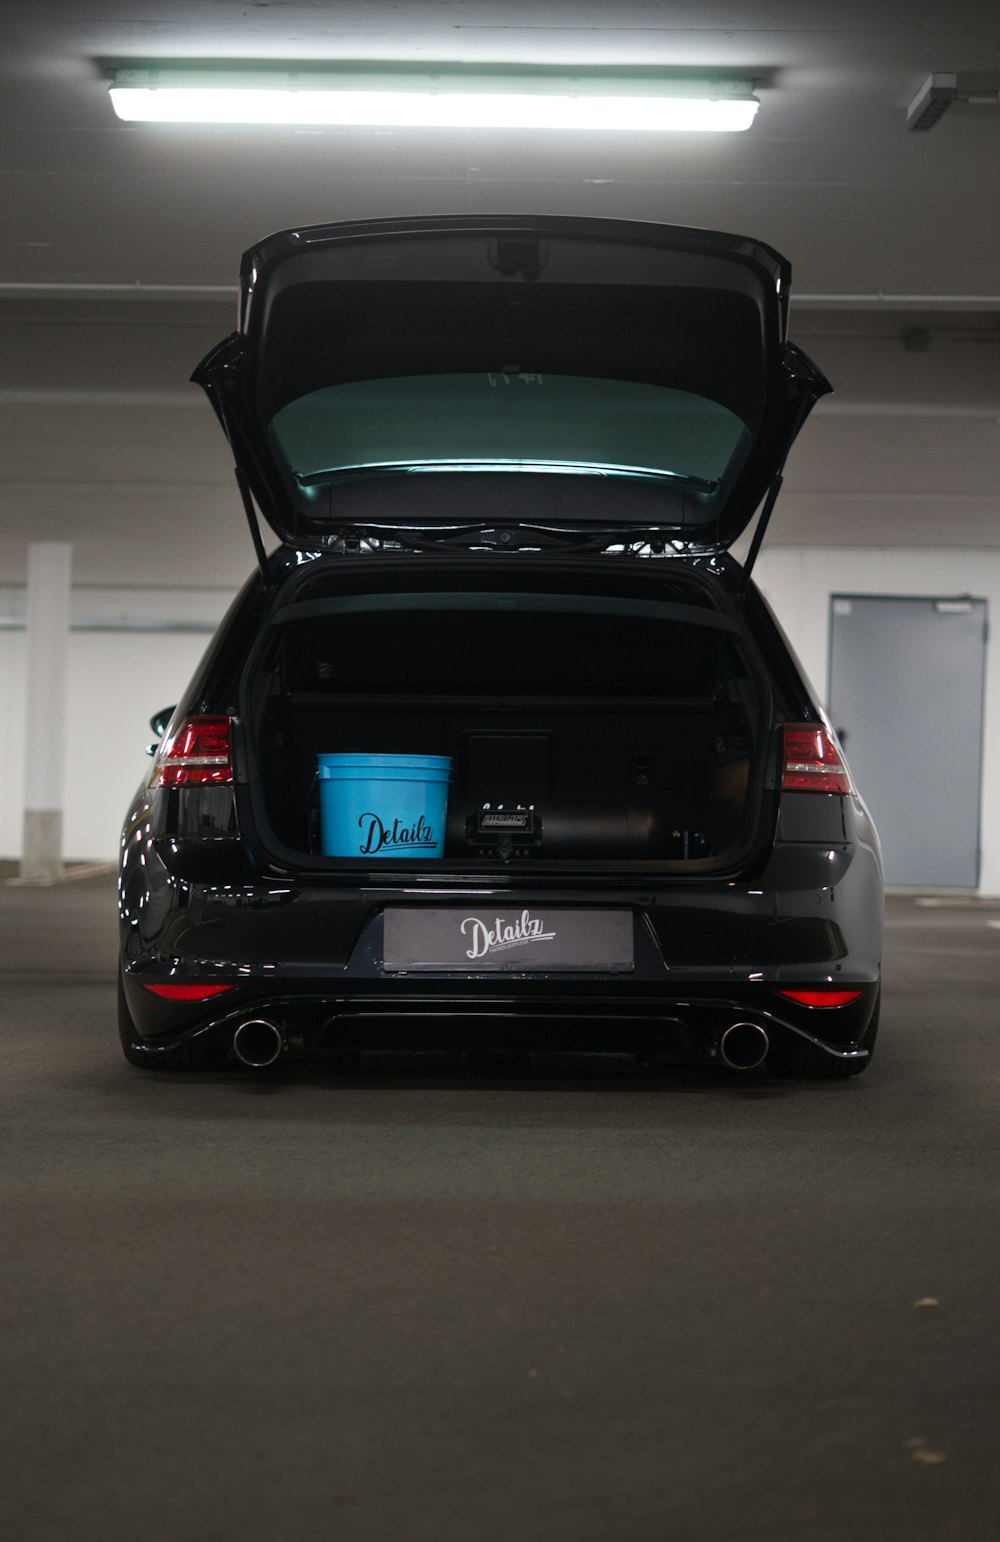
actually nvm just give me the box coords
[233,465,273,591]
[738,350,831,596]
[208,381,274,593]
[736,473,783,596]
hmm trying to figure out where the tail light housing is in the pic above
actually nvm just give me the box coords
[151,715,233,788]
[780,723,852,795]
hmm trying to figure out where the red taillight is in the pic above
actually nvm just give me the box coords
[151,715,233,788]
[777,989,864,1008]
[141,983,237,1001]
[780,724,852,795]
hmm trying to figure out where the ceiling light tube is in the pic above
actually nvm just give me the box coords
[109,67,759,132]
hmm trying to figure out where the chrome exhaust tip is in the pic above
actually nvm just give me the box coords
[719,1021,770,1071]
[233,1018,284,1069]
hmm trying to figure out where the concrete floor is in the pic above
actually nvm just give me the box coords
[1,876,998,1542]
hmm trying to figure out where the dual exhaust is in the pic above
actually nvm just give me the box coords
[231,1016,769,1071]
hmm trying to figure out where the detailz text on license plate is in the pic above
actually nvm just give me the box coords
[382,908,635,972]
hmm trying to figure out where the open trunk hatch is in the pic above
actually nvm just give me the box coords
[193,214,830,554]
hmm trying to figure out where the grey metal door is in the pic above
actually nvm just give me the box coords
[828,595,987,888]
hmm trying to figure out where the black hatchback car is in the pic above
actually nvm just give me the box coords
[118,214,883,1078]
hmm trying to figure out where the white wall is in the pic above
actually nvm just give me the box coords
[755,546,999,896]
[0,627,216,864]
[0,585,234,864]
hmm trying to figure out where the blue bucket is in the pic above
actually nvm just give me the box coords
[317,752,451,859]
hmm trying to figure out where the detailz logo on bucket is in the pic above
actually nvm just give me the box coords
[358,812,436,855]
[461,909,556,961]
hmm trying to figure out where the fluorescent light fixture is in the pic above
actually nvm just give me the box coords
[109,67,759,132]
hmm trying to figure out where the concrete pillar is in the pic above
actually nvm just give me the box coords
[20,542,72,881]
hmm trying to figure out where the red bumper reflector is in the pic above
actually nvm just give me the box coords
[141,983,236,1001]
[777,989,864,1008]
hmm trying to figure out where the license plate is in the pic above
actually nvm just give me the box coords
[382,907,634,973]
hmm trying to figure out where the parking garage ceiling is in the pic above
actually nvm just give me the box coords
[1,1,999,580]
[2,0,999,296]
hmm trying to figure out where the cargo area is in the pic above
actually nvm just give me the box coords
[244,576,764,868]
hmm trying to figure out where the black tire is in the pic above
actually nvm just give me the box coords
[766,987,880,1080]
[117,969,229,1071]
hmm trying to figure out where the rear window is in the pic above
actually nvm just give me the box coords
[267,373,751,489]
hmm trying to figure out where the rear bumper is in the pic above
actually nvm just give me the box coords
[119,975,877,1067]
[119,784,883,1065]
[120,893,881,1069]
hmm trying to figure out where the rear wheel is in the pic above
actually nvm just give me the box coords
[766,987,880,1080]
[117,969,229,1071]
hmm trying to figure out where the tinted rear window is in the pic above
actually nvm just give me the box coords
[268,374,751,488]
